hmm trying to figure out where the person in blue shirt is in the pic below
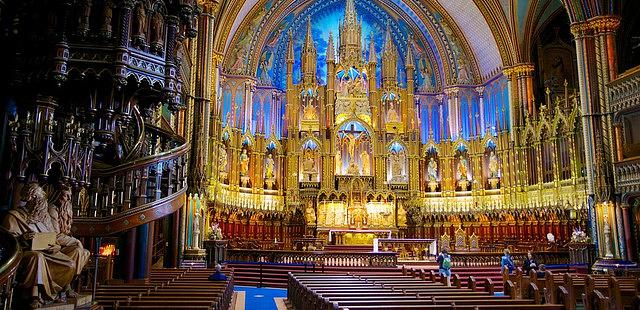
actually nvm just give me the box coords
[436,249,452,285]
[500,249,515,274]
[208,263,228,281]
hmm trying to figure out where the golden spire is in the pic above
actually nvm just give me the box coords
[301,17,317,85]
[368,32,377,64]
[381,23,398,90]
[326,32,335,63]
[338,0,362,68]
[286,31,294,63]
[405,36,415,69]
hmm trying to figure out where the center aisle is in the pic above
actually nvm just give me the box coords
[234,286,288,310]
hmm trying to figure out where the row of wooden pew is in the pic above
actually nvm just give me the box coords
[90,268,234,309]
[287,272,566,309]
[505,268,640,310]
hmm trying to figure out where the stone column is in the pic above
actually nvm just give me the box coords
[570,16,620,255]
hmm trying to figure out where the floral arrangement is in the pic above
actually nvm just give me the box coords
[571,228,590,243]
[208,223,223,240]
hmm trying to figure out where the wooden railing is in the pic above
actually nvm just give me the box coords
[448,251,570,267]
[227,249,398,267]
[0,229,21,309]
[73,124,189,237]
[614,156,640,194]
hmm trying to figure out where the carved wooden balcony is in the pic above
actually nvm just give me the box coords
[615,157,640,194]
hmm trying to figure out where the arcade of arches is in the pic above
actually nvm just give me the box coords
[1,0,640,308]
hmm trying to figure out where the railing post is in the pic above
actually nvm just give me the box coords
[92,236,102,302]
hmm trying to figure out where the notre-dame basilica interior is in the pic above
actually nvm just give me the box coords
[0,0,640,309]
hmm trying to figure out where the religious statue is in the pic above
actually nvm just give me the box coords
[360,151,370,175]
[457,58,470,84]
[239,148,249,177]
[488,151,499,178]
[100,0,114,36]
[1,184,77,307]
[49,186,90,279]
[305,201,316,225]
[302,101,317,120]
[193,209,201,250]
[419,58,434,92]
[458,157,469,180]
[265,153,275,179]
[390,151,404,182]
[302,149,316,176]
[386,101,400,123]
[134,2,147,39]
[427,157,438,181]
[150,11,164,47]
[343,132,360,164]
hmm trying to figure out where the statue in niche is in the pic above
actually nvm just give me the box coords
[239,148,250,177]
[386,101,400,123]
[343,132,360,165]
[458,157,469,181]
[77,0,91,35]
[390,151,404,182]
[193,209,201,250]
[49,186,90,282]
[100,0,114,36]
[488,151,499,178]
[302,149,316,174]
[427,157,438,181]
[360,151,370,175]
[134,2,147,38]
[335,149,342,174]
[302,101,317,120]
[265,153,275,179]
[305,201,316,225]
[1,184,77,307]
[150,11,164,46]
[397,205,407,227]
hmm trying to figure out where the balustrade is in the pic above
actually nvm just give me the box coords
[447,251,570,267]
[227,249,397,267]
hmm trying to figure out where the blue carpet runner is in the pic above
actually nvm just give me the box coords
[235,286,287,310]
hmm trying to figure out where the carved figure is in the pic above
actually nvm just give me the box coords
[305,201,316,225]
[427,157,438,181]
[386,101,400,123]
[390,151,404,181]
[49,186,90,278]
[457,57,470,84]
[360,151,370,175]
[302,101,317,120]
[134,2,147,38]
[239,149,250,177]
[335,149,342,174]
[101,0,113,36]
[265,154,275,179]
[151,11,164,45]
[458,157,469,180]
[302,149,315,172]
[488,151,499,178]
[1,184,76,307]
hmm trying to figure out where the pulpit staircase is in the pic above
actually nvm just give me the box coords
[71,109,189,237]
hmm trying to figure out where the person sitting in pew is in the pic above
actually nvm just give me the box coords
[501,248,515,274]
[523,251,538,274]
[208,263,228,281]
[436,249,452,286]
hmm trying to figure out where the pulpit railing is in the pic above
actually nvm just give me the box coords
[227,249,397,267]
[0,229,21,309]
[72,122,188,236]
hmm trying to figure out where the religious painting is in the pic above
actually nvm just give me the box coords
[538,31,576,92]
[336,121,372,176]
[300,139,320,182]
[388,141,407,183]
[418,57,435,93]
